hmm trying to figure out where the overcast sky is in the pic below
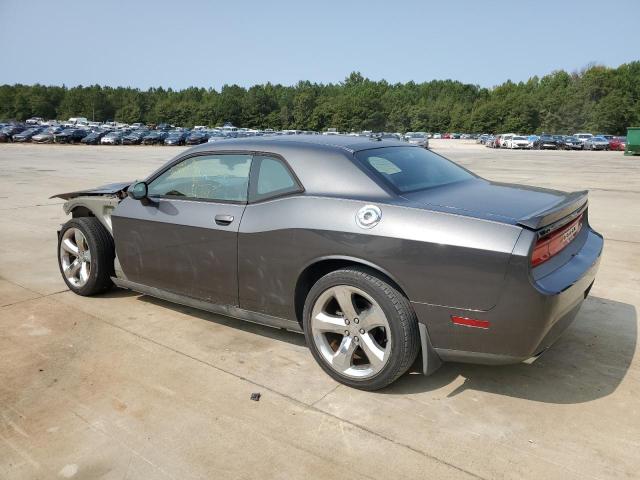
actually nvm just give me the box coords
[1,0,638,90]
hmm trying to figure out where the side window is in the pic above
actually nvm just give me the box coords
[250,156,301,202]
[148,154,252,202]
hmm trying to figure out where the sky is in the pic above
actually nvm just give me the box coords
[1,0,638,90]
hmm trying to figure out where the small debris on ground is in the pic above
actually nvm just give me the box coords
[250,392,261,401]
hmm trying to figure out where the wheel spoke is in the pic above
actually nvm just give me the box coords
[65,259,81,277]
[75,230,85,254]
[331,336,357,371]
[359,304,387,330]
[332,287,358,320]
[314,312,346,333]
[61,238,79,255]
[79,262,90,283]
[359,333,386,370]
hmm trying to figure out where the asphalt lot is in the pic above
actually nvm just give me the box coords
[1,140,638,479]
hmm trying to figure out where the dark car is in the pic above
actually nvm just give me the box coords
[54,136,602,390]
[81,130,108,145]
[185,130,209,145]
[0,124,27,142]
[12,127,43,143]
[55,128,89,144]
[122,130,147,145]
[534,134,559,150]
[141,131,169,145]
[560,136,583,150]
[164,131,189,146]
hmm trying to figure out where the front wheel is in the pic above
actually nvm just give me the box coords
[58,217,115,296]
[303,267,420,390]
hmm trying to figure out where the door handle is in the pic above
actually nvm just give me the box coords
[214,214,234,226]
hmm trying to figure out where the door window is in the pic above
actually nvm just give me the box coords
[148,154,252,202]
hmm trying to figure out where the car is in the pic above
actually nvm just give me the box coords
[185,130,209,145]
[573,133,593,144]
[54,128,89,144]
[0,124,26,142]
[404,132,429,149]
[609,136,627,151]
[32,126,64,144]
[596,134,614,141]
[506,135,530,149]
[81,130,108,145]
[101,131,124,145]
[534,134,559,150]
[12,127,43,142]
[141,131,169,145]
[584,136,610,150]
[53,135,603,390]
[122,130,147,145]
[498,133,515,148]
[164,131,189,146]
[560,136,583,150]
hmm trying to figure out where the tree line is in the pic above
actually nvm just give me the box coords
[1,62,638,135]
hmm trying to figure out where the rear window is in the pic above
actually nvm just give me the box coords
[355,146,473,193]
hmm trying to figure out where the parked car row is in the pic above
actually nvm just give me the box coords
[0,120,433,149]
[478,132,626,151]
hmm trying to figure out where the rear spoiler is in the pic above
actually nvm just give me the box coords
[517,190,588,233]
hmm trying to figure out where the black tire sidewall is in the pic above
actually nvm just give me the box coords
[57,218,113,296]
[303,268,419,390]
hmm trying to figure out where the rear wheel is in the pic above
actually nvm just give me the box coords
[58,217,115,296]
[303,267,420,390]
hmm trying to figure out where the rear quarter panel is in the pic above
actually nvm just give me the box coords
[238,196,523,321]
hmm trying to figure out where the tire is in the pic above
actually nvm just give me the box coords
[57,217,115,296]
[303,266,420,391]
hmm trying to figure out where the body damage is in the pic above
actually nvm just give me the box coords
[53,136,603,368]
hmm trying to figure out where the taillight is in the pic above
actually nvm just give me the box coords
[531,214,583,267]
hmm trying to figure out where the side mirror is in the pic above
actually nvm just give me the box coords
[128,181,148,200]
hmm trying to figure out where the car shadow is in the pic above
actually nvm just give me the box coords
[135,294,307,347]
[385,296,637,403]
[109,289,635,403]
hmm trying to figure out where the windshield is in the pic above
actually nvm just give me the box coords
[408,133,425,138]
[513,136,526,140]
[355,146,473,193]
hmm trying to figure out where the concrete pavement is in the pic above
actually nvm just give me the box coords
[1,141,638,479]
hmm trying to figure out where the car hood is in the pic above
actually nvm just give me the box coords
[401,178,582,227]
[51,181,132,200]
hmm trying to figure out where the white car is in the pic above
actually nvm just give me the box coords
[574,133,593,144]
[499,133,515,148]
[506,135,530,149]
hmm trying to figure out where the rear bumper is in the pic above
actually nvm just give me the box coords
[412,227,603,365]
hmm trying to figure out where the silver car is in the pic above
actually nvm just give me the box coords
[584,136,610,150]
[54,136,603,390]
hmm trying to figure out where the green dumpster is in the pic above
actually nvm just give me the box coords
[626,127,640,156]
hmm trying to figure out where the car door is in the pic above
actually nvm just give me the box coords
[111,152,252,306]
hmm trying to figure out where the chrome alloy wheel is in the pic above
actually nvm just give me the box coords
[310,285,391,379]
[59,227,91,288]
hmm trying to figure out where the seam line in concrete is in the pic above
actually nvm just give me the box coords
[49,292,487,480]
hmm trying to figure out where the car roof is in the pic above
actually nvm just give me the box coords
[151,135,413,200]
[187,133,408,155]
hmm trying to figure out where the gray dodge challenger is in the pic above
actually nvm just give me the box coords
[54,135,603,390]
